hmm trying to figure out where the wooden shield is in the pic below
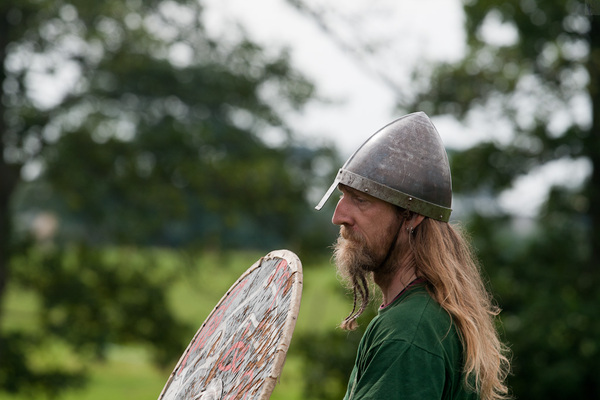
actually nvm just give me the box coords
[158,249,303,400]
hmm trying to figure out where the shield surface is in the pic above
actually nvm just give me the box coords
[157,249,303,400]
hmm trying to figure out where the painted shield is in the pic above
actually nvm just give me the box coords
[158,249,303,400]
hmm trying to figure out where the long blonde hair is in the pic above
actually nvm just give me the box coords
[412,218,511,400]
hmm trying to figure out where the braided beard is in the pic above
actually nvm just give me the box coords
[333,222,400,330]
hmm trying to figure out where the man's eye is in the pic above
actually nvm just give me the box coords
[354,196,367,204]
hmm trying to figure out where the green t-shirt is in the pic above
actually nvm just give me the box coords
[343,284,478,400]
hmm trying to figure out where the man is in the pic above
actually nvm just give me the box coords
[315,112,511,400]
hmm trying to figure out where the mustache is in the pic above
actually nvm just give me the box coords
[339,226,364,242]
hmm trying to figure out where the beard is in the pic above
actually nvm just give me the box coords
[333,222,401,330]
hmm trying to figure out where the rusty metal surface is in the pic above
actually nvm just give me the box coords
[157,250,302,400]
[315,112,452,222]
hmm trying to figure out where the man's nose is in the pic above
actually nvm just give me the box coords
[332,197,352,226]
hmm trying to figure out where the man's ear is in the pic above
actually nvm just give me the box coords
[409,213,425,229]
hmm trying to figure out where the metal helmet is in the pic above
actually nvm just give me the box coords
[315,111,452,222]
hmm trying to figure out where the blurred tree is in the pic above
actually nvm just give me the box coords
[293,307,376,400]
[407,2,599,398]
[288,0,598,398]
[2,243,189,396]
[0,0,338,396]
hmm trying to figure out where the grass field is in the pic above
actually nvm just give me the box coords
[1,249,352,400]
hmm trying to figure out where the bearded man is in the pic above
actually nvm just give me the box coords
[315,112,511,400]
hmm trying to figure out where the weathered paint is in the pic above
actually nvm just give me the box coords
[158,250,302,400]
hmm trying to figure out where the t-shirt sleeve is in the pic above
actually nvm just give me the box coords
[346,339,446,400]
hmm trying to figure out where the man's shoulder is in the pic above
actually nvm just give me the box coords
[380,285,449,326]
[367,286,457,356]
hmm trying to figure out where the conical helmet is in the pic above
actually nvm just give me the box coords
[315,111,452,222]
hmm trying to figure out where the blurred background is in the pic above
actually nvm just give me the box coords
[1,0,598,399]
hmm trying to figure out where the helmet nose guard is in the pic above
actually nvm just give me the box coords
[315,111,452,222]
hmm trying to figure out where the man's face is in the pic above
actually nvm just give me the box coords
[332,184,402,275]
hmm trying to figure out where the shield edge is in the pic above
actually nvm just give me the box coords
[157,249,303,400]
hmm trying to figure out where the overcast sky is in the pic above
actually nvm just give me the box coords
[202,0,466,157]
[200,0,593,218]
[25,0,591,218]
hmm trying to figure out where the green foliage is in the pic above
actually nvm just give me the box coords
[287,1,600,399]
[293,330,359,400]
[468,192,599,398]
[2,0,338,249]
[0,332,87,398]
[292,307,376,400]
[2,244,189,397]
[408,1,600,398]
[0,249,351,400]
[0,0,340,397]
[16,245,188,364]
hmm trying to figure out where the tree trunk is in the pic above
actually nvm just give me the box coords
[0,6,20,326]
[0,164,16,327]
[587,17,600,270]
[584,15,600,398]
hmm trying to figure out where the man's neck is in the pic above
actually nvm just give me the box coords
[374,254,418,307]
